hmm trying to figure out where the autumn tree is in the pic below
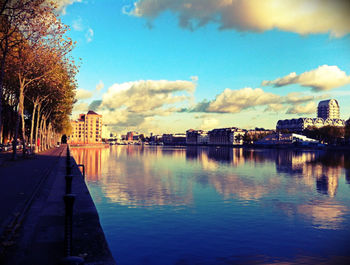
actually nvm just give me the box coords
[0,0,47,144]
[0,1,77,159]
[3,3,75,158]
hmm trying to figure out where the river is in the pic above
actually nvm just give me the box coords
[71,145,350,265]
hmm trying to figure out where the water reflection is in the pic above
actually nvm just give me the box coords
[71,147,104,181]
[298,201,347,230]
[71,146,350,227]
[71,146,350,264]
[72,146,192,206]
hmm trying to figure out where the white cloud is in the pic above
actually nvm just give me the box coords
[72,17,83,31]
[185,87,325,116]
[130,0,350,37]
[85,28,94,43]
[207,87,281,113]
[75,89,93,100]
[262,65,350,91]
[284,92,315,103]
[286,101,317,115]
[52,0,82,15]
[97,79,196,127]
[96,81,104,91]
[73,102,89,112]
[199,117,219,131]
[265,103,285,112]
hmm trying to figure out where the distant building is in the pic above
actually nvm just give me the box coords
[318,99,340,120]
[256,133,319,146]
[149,134,162,144]
[277,117,345,132]
[162,133,186,145]
[277,99,345,132]
[245,129,275,144]
[69,110,102,144]
[208,127,245,146]
[186,129,208,145]
[126,131,134,141]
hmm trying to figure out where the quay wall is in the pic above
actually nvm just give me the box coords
[68,149,117,265]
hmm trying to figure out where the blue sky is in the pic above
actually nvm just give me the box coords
[58,0,350,134]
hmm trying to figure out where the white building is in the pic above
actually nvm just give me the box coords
[318,99,340,120]
[256,133,319,145]
[277,99,345,132]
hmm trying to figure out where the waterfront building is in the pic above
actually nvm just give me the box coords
[318,99,340,120]
[208,127,245,146]
[277,117,345,132]
[276,99,345,132]
[126,131,134,141]
[149,134,162,144]
[245,129,275,143]
[162,133,186,145]
[186,129,209,145]
[69,110,102,144]
[256,133,319,146]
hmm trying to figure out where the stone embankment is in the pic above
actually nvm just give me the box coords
[0,145,116,265]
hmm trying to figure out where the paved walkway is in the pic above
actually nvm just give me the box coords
[0,145,116,265]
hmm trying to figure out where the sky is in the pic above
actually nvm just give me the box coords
[57,0,350,134]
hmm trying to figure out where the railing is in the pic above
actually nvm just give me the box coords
[61,144,85,265]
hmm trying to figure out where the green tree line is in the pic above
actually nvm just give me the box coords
[0,0,78,158]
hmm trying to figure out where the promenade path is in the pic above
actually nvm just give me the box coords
[0,145,116,265]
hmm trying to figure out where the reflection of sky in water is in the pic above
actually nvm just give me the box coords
[71,146,350,265]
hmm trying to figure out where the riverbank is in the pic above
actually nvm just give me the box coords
[162,143,350,152]
[0,145,116,265]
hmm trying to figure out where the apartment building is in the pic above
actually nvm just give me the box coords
[276,99,345,132]
[208,127,245,146]
[186,129,209,145]
[318,99,340,120]
[69,110,103,144]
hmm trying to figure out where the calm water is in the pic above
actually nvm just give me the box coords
[71,146,350,265]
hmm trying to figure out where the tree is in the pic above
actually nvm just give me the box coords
[0,0,47,144]
[5,2,74,158]
[1,1,78,158]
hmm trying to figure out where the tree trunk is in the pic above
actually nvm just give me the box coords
[0,34,9,145]
[12,109,19,160]
[39,117,44,152]
[30,101,38,152]
[18,80,26,157]
[34,104,41,153]
[41,117,47,151]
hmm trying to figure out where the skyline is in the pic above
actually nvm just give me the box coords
[59,0,350,134]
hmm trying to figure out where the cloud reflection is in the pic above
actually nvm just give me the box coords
[298,201,348,230]
[71,146,350,217]
[72,146,193,206]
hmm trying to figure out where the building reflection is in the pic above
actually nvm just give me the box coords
[71,145,350,209]
[183,146,349,198]
[346,169,350,185]
[72,146,193,206]
[71,147,106,181]
[208,147,233,163]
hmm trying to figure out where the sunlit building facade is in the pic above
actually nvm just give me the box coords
[69,110,103,144]
[317,99,340,120]
[186,129,209,145]
[276,99,345,132]
[208,127,245,146]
